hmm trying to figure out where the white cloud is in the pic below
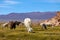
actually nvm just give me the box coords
[0,4,8,7]
[0,0,22,8]
[4,0,20,4]
[0,5,10,8]
[0,5,7,7]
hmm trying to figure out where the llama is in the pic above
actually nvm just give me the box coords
[9,21,21,29]
[40,22,47,29]
[2,22,9,28]
[40,21,55,29]
[2,21,21,29]
[23,18,33,33]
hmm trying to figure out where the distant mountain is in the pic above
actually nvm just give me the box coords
[0,12,56,22]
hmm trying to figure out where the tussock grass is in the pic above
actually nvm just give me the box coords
[0,24,60,40]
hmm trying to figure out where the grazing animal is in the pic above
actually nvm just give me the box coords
[2,22,9,28]
[9,21,21,29]
[40,23,47,29]
[42,24,47,29]
[2,21,22,30]
[44,22,55,28]
[40,21,55,29]
[9,21,16,29]
[24,18,33,33]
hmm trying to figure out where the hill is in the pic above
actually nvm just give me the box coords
[0,12,56,22]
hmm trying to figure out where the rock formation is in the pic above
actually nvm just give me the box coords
[43,11,60,26]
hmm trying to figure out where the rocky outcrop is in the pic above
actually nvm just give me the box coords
[47,11,60,26]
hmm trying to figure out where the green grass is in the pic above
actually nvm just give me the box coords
[0,24,60,40]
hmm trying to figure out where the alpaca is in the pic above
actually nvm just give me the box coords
[2,22,9,28]
[9,21,21,29]
[40,21,54,29]
[2,21,21,29]
[23,18,33,33]
[40,22,47,29]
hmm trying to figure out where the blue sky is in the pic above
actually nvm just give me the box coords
[0,0,60,15]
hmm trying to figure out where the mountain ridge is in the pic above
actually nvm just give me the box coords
[0,12,56,22]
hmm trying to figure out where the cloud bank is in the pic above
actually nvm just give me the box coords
[4,0,20,4]
[0,0,21,8]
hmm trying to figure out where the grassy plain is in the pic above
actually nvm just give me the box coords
[0,23,60,40]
